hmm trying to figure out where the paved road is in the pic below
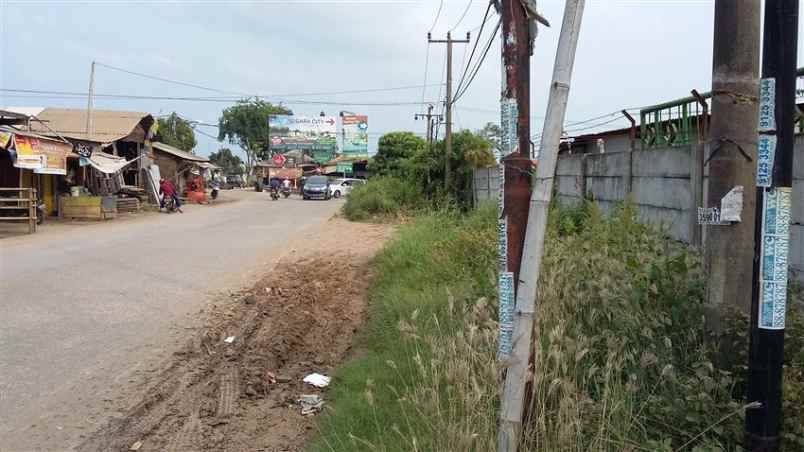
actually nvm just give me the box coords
[0,191,341,451]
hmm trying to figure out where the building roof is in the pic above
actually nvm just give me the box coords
[152,141,209,162]
[23,108,153,144]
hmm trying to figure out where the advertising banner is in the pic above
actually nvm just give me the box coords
[341,115,368,159]
[34,140,70,175]
[12,135,44,170]
[268,115,337,154]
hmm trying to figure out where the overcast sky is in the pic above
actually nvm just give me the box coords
[1,0,802,160]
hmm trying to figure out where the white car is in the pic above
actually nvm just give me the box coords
[329,178,366,198]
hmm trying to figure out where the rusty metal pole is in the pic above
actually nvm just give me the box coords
[496,2,533,446]
[500,0,532,285]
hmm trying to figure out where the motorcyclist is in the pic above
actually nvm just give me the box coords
[159,177,183,213]
[269,177,281,195]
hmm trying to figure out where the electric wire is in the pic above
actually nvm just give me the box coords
[452,0,493,102]
[428,0,445,32]
[450,0,473,31]
[451,17,500,104]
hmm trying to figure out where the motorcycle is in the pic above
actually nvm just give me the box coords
[36,202,45,225]
[281,186,291,198]
[270,187,280,201]
[163,195,178,213]
[210,181,220,200]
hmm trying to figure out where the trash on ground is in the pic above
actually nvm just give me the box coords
[297,394,324,415]
[129,440,143,451]
[224,336,236,344]
[303,373,331,388]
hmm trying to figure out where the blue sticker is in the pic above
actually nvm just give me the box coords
[758,188,791,330]
[756,135,777,187]
[497,272,515,360]
[758,78,776,132]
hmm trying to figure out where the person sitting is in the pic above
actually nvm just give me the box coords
[159,177,183,213]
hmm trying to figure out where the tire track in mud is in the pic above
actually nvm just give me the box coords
[77,240,388,452]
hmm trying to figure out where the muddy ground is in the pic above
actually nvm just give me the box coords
[76,218,390,452]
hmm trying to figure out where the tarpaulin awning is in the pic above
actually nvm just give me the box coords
[82,151,140,174]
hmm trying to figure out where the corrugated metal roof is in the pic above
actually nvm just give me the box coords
[26,108,153,144]
[152,141,209,162]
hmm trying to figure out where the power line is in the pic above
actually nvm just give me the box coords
[451,17,500,104]
[95,62,248,96]
[0,88,438,107]
[453,0,493,98]
[97,61,443,99]
[428,0,445,32]
[450,0,473,31]
[420,43,431,109]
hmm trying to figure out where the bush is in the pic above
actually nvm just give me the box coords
[342,176,425,221]
[315,200,804,451]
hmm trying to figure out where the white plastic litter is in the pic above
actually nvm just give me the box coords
[302,373,331,388]
[224,336,236,344]
[297,394,325,415]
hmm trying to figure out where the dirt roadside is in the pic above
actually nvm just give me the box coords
[76,216,391,452]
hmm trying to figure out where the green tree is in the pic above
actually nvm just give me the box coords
[217,99,291,174]
[477,122,501,159]
[209,147,244,175]
[156,112,197,152]
[370,131,426,176]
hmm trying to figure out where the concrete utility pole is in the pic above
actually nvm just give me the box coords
[703,1,761,345]
[415,104,443,152]
[428,32,470,191]
[498,2,583,452]
[745,0,798,449]
[85,61,96,141]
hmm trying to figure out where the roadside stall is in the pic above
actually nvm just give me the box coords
[59,152,139,221]
[0,126,73,229]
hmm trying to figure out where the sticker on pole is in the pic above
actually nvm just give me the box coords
[698,186,743,225]
[756,134,777,187]
[497,271,515,360]
[497,164,507,273]
[501,98,518,156]
[758,78,776,132]
[759,187,791,330]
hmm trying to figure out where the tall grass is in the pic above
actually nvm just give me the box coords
[311,200,804,451]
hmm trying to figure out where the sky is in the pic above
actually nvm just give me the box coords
[1,0,802,161]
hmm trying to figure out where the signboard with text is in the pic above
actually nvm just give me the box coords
[268,115,337,157]
[341,115,368,159]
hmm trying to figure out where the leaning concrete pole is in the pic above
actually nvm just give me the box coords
[703,0,760,345]
[497,1,585,451]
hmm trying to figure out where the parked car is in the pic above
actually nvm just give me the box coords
[329,178,366,198]
[302,175,331,200]
[223,175,245,189]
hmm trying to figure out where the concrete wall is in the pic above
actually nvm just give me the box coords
[556,141,804,282]
[473,166,501,205]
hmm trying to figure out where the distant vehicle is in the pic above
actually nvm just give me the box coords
[329,178,366,198]
[223,175,245,189]
[302,175,331,200]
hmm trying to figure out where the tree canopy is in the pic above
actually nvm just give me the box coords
[156,112,197,152]
[370,131,426,176]
[370,129,494,205]
[209,147,244,175]
[217,99,291,172]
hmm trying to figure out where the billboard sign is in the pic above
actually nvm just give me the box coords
[341,115,368,159]
[268,115,337,153]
